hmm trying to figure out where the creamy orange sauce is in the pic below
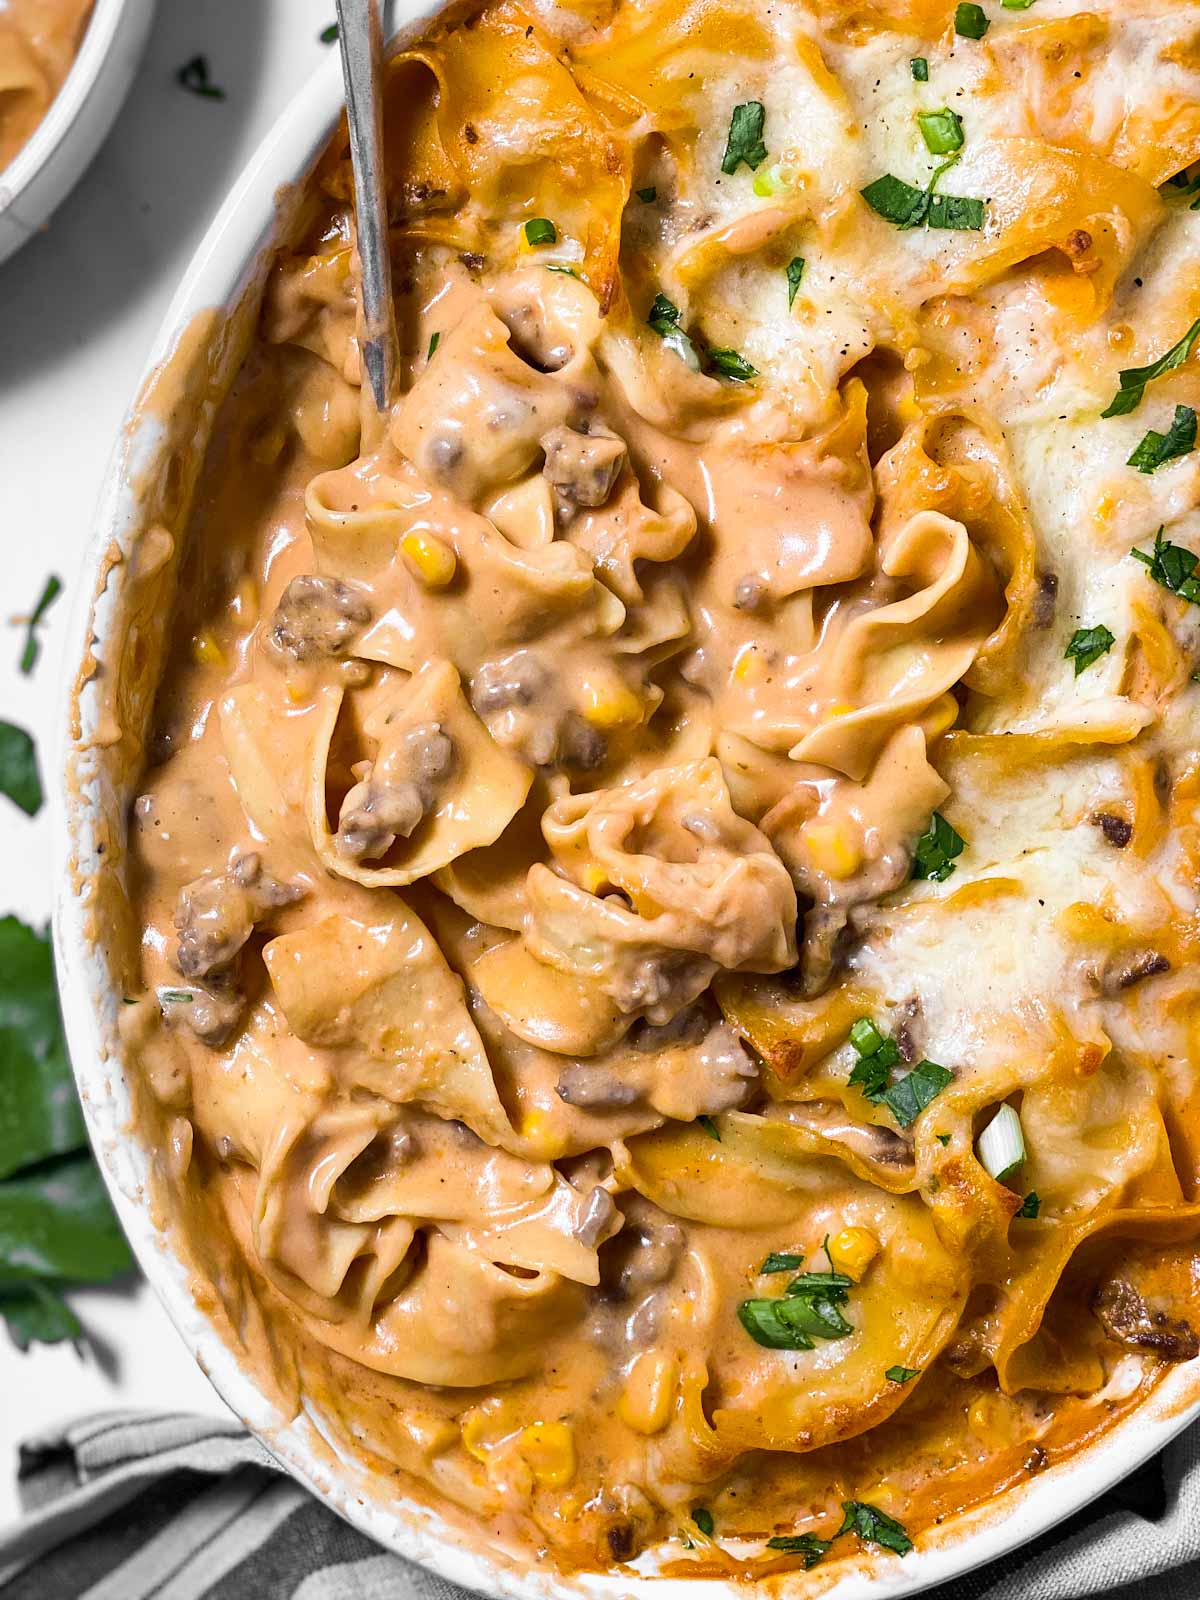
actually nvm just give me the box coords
[122,0,1200,1580]
[0,0,93,170]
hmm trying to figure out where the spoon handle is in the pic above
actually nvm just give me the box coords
[335,0,397,415]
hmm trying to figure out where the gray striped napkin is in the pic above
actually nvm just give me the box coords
[1,1412,1199,1598]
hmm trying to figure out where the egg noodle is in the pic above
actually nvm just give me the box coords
[126,0,1200,1577]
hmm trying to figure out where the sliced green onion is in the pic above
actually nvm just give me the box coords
[917,109,963,155]
[523,217,557,247]
[954,2,989,37]
[159,988,194,1004]
[910,57,929,81]
[978,1103,1026,1181]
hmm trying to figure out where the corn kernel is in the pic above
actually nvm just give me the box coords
[617,1350,679,1435]
[828,1226,879,1280]
[806,823,862,881]
[191,631,225,668]
[518,1421,576,1488]
[521,1107,566,1159]
[581,680,643,731]
[401,530,457,588]
[732,645,765,683]
[232,576,259,625]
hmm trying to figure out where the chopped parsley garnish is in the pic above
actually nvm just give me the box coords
[766,1534,832,1568]
[1017,1191,1041,1218]
[847,1018,951,1127]
[545,264,580,277]
[706,347,758,381]
[847,1018,901,1100]
[0,721,41,817]
[1102,319,1200,417]
[912,811,965,882]
[837,1501,913,1557]
[786,256,805,307]
[176,55,225,99]
[692,1508,714,1537]
[910,57,929,81]
[954,2,990,37]
[1128,404,1197,473]
[761,1251,806,1273]
[1064,624,1115,675]
[721,100,767,174]
[319,21,338,42]
[917,108,963,156]
[698,1114,722,1141]
[159,989,195,1004]
[738,1268,854,1350]
[523,217,557,247]
[427,331,440,360]
[648,293,682,336]
[636,186,657,202]
[886,1365,921,1383]
[861,159,984,232]
[883,1061,953,1128]
[17,573,62,675]
[1131,526,1200,605]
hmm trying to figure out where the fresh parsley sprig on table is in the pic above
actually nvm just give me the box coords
[0,721,41,817]
[17,573,62,675]
[0,917,134,1349]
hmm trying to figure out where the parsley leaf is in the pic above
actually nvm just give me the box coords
[739,1269,854,1349]
[427,331,440,360]
[18,574,62,675]
[692,1508,714,1537]
[954,2,989,37]
[862,157,983,232]
[766,1534,831,1568]
[1017,1191,1041,1219]
[319,21,338,43]
[910,57,929,81]
[523,217,557,246]
[886,1365,921,1383]
[0,722,41,817]
[648,293,682,336]
[0,1154,133,1286]
[1064,624,1115,676]
[1128,404,1197,473]
[917,109,963,155]
[1102,319,1200,417]
[761,1251,806,1273]
[1131,526,1200,605]
[837,1501,913,1556]
[698,1114,722,1141]
[882,1061,953,1128]
[912,811,965,882]
[786,256,805,308]
[0,1281,82,1350]
[636,186,657,202]
[0,918,83,1181]
[176,55,225,100]
[721,101,767,174]
[706,347,757,382]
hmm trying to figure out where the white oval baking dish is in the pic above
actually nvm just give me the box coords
[0,0,156,264]
[52,10,1200,1596]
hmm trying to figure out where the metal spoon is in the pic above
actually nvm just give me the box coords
[334,0,397,417]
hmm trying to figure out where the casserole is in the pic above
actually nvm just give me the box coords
[56,2,1200,1593]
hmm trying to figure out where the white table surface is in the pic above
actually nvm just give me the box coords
[0,0,341,1524]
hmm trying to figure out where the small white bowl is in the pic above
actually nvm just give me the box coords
[53,14,1200,1598]
[0,0,156,264]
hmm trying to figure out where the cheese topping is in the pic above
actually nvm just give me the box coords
[127,0,1200,1575]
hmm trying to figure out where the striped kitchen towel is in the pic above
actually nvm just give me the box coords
[2,1411,1200,1598]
